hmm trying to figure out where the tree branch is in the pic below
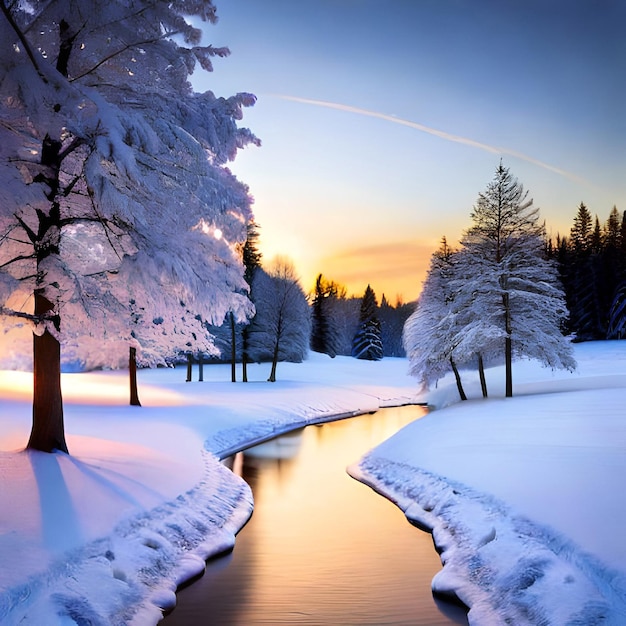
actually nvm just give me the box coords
[0,253,36,270]
[69,32,179,82]
[0,2,48,83]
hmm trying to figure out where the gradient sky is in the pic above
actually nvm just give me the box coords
[194,0,626,302]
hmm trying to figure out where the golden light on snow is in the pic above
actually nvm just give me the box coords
[0,371,32,401]
[0,371,187,407]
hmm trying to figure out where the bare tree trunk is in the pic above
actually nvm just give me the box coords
[503,292,513,397]
[478,353,488,398]
[242,327,249,383]
[129,346,141,406]
[198,353,204,382]
[268,341,279,382]
[505,337,513,397]
[186,353,192,382]
[450,356,467,401]
[229,312,236,382]
[28,292,68,453]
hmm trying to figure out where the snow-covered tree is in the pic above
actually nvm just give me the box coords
[0,1,258,452]
[379,295,413,358]
[403,237,468,399]
[310,273,343,358]
[459,163,575,396]
[352,284,383,361]
[247,258,310,382]
[329,295,361,356]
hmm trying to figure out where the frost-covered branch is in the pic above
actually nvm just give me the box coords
[0,2,47,82]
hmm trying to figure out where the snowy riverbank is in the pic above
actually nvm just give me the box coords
[0,354,418,624]
[1,343,625,624]
[351,341,626,625]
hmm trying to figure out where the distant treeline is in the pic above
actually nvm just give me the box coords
[549,203,626,341]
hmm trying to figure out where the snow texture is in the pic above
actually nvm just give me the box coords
[0,343,625,624]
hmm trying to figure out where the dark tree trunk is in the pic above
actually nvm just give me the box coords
[186,353,192,382]
[129,346,141,406]
[268,341,279,383]
[28,292,68,453]
[450,356,467,401]
[198,353,204,382]
[505,337,513,398]
[503,292,513,397]
[242,327,249,383]
[230,312,236,383]
[478,353,488,398]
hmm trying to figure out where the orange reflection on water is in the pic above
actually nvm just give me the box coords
[211,406,460,625]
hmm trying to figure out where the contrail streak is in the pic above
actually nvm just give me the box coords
[274,94,585,184]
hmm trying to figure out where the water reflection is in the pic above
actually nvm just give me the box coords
[164,407,468,625]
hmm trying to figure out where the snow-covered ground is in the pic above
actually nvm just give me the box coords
[350,341,626,625]
[0,354,416,625]
[0,343,625,624]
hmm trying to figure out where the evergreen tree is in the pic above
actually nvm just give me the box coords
[310,274,340,357]
[605,205,622,250]
[351,284,383,361]
[570,202,593,253]
[558,205,626,341]
[379,295,413,357]
[403,237,468,400]
[240,220,263,381]
[459,163,575,396]
[330,296,361,356]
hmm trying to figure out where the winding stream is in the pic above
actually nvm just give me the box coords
[163,406,468,625]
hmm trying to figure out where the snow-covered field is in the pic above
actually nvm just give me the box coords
[0,342,625,624]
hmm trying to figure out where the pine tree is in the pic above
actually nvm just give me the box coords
[570,202,593,253]
[459,163,575,396]
[310,274,342,357]
[352,285,383,361]
[239,220,263,381]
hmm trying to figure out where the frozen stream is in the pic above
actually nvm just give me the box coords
[163,406,468,625]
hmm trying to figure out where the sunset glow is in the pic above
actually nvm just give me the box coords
[196,1,624,302]
[0,371,187,407]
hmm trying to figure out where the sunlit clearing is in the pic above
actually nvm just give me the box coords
[0,371,187,406]
[62,373,187,406]
[0,371,32,401]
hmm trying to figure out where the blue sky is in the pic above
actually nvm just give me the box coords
[194,0,626,302]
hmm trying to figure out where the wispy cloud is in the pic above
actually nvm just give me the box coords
[274,95,585,184]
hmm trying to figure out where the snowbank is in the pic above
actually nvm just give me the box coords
[349,341,626,625]
[0,354,418,624]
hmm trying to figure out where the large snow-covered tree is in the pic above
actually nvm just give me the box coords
[247,258,310,382]
[459,163,575,396]
[0,1,258,452]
